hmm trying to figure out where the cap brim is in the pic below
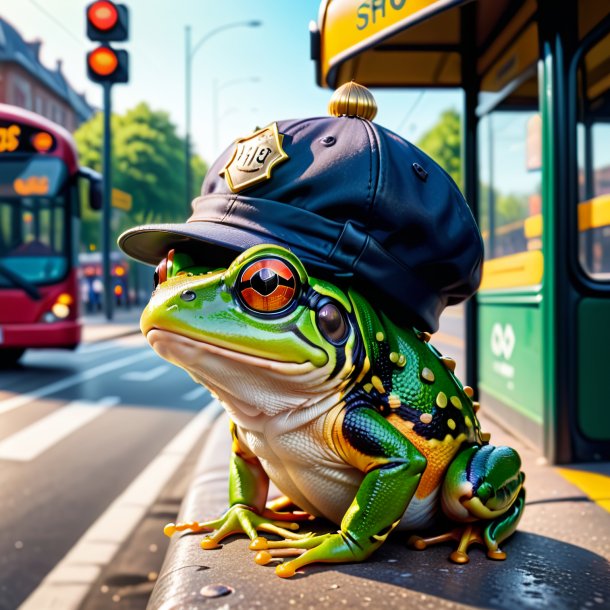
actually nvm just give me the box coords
[118,221,283,267]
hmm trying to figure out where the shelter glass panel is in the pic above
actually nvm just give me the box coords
[477,72,542,279]
[576,29,610,281]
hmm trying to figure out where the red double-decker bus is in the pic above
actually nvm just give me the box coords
[0,104,101,366]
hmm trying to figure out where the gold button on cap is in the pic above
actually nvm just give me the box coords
[328,81,378,121]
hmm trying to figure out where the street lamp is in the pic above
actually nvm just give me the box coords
[212,76,260,154]
[185,20,262,213]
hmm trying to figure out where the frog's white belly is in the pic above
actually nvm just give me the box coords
[242,425,361,524]
[241,424,439,530]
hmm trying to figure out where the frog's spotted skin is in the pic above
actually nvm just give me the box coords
[144,244,525,577]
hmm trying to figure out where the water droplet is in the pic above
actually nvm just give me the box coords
[200,584,234,598]
[14,541,23,549]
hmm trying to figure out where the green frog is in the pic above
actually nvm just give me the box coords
[142,243,525,578]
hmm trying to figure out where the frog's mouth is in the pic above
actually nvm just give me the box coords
[146,328,342,419]
[146,328,317,375]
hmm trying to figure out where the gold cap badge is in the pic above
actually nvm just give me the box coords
[219,122,289,193]
[328,81,378,121]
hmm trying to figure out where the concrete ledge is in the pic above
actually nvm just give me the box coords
[148,409,610,610]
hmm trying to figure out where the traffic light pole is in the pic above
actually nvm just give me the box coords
[102,81,113,321]
[185,25,192,215]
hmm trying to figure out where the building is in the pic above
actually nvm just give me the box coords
[0,17,94,132]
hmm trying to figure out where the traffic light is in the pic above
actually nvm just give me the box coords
[85,1,129,85]
[86,1,128,42]
[87,46,128,84]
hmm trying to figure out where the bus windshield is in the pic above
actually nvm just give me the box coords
[0,157,70,287]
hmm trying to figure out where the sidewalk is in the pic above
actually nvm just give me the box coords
[81,308,142,344]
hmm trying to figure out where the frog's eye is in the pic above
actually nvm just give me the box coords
[316,301,349,345]
[236,258,298,314]
[153,249,174,289]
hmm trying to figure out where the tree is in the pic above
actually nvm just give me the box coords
[417,108,462,190]
[75,102,207,251]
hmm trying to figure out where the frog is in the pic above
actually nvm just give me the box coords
[142,242,525,578]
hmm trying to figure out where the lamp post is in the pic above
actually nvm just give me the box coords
[212,76,260,155]
[185,20,262,214]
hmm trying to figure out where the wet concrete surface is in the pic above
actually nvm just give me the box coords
[144,411,609,610]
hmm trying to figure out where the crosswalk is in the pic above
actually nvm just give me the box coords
[19,401,222,610]
[0,337,216,610]
[0,396,119,461]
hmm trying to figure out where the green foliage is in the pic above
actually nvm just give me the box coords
[416,108,462,190]
[74,102,208,251]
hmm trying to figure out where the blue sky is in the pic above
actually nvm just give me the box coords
[0,0,461,165]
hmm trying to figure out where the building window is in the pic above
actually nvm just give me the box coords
[35,94,44,115]
[11,74,33,110]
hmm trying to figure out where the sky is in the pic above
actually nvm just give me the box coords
[0,0,461,166]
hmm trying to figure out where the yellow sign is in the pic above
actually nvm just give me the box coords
[112,188,132,211]
[14,176,49,196]
[319,0,460,86]
[0,124,21,153]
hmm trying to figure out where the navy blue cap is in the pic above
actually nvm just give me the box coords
[118,115,483,332]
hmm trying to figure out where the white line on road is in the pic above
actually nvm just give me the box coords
[0,351,156,416]
[121,364,169,381]
[19,399,223,610]
[0,396,120,462]
[182,386,207,401]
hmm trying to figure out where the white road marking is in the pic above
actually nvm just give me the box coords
[0,396,119,462]
[19,399,222,610]
[0,351,156,416]
[182,386,207,401]
[78,342,123,355]
[121,364,169,381]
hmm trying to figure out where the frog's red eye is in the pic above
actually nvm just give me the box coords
[153,249,174,289]
[237,258,298,314]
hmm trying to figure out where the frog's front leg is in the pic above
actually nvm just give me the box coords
[409,444,526,563]
[164,421,305,548]
[252,406,427,577]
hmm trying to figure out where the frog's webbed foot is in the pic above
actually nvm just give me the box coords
[249,531,369,578]
[408,524,502,563]
[164,503,308,550]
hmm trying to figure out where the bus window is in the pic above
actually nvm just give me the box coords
[576,29,610,281]
[0,158,69,286]
[477,72,542,288]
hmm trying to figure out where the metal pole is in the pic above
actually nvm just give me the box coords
[212,77,218,156]
[185,25,192,215]
[102,81,113,321]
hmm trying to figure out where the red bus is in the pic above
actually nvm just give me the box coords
[0,104,101,366]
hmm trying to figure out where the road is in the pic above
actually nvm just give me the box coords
[0,332,214,610]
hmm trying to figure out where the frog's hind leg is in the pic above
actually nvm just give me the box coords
[409,444,526,563]
[408,488,525,563]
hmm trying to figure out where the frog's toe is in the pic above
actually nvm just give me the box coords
[250,532,368,577]
[163,520,214,537]
[408,525,502,564]
[264,497,314,522]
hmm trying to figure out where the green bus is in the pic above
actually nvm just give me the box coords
[312,0,610,463]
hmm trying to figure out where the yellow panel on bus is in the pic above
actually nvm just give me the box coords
[479,250,544,290]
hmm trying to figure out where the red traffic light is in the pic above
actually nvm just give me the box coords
[87,46,128,84]
[86,1,128,42]
[87,1,118,31]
